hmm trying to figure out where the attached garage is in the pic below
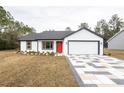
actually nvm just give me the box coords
[68,40,100,55]
[63,28,103,55]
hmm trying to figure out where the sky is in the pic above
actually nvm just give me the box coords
[3,6,124,32]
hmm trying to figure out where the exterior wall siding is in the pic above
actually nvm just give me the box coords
[63,29,103,55]
[37,40,63,54]
[31,41,38,52]
[20,29,103,55]
[108,31,124,50]
[20,41,26,51]
[20,41,38,52]
[20,40,64,54]
[37,40,56,53]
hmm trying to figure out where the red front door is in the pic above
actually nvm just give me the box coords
[57,41,62,53]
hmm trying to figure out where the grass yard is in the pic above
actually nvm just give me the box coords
[104,48,124,59]
[0,50,78,87]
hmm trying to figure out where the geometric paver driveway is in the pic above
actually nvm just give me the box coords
[67,55,124,87]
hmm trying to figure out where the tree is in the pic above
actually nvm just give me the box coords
[0,6,13,31]
[94,14,124,47]
[109,14,124,36]
[65,27,72,31]
[95,14,124,40]
[0,6,35,50]
[94,19,110,47]
[31,27,36,33]
[78,22,90,29]
[95,19,110,39]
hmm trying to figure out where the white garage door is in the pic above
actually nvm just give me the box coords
[68,41,99,55]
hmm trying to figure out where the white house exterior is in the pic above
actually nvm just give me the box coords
[107,30,124,50]
[19,28,103,55]
[63,29,103,55]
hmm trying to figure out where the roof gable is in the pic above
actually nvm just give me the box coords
[63,27,103,39]
[107,30,124,42]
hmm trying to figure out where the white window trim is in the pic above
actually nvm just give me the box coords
[42,41,53,50]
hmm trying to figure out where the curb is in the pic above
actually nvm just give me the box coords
[66,56,84,87]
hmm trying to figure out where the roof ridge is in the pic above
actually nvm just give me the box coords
[42,31,75,32]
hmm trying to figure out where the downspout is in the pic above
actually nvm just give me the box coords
[19,40,20,51]
[37,40,38,52]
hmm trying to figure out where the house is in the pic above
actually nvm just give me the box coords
[107,30,124,50]
[19,28,103,55]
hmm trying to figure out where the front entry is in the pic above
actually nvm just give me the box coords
[56,41,62,53]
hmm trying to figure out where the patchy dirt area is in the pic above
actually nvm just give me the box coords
[104,48,124,60]
[0,50,78,87]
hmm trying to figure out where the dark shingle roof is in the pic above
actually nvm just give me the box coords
[18,33,37,40]
[18,31,74,40]
[36,31,74,40]
[18,28,103,41]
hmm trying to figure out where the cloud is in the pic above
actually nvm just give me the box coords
[3,6,124,32]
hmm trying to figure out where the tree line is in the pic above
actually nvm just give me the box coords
[0,6,35,50]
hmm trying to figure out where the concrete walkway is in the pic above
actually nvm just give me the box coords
[67,55,124,87]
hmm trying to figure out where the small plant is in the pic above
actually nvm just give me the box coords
[46,52,49,56]
[50,52,55,56]
[103,53,107,55]
[23,51,27,55]
[39,52,44,56]
[108,53,111,56]
[16,50,20,54]
[37,51,40,55]
[18,51,55,56]
[28,51,36,55]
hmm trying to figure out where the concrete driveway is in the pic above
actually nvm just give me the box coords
[67,55,124,87]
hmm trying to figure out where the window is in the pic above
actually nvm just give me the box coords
[27,41,32,50]
[42,41,53,50]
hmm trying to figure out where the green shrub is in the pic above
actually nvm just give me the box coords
[108,53,111,56]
